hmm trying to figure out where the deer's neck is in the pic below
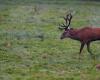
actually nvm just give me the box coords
[69,29,80,41]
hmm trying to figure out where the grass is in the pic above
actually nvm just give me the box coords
[0,0,100,80]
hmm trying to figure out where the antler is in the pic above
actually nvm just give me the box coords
[58,23,66,30]
[64,13,72,28]
[59,13,72,30]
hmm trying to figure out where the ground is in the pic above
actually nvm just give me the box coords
[0,0,100,80]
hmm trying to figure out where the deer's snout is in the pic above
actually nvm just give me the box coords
[60,36,64,39]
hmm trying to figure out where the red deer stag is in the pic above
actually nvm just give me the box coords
[59,13,100,59]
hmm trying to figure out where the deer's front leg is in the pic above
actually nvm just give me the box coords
[79,43,85,59]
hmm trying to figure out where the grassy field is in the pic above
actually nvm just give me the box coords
[0,0,100,80]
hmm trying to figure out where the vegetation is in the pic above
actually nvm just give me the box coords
[0,0,100,80]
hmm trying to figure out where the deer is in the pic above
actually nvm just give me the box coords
[59,13,100,60]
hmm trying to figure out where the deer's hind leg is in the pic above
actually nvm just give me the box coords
[87,42,96,60]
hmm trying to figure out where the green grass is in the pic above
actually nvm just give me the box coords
[0,0,100,80]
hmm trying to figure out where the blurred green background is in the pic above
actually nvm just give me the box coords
[0,0,100,80]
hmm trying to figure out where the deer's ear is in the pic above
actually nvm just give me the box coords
[67,27,73,30]
[68,27,70,29]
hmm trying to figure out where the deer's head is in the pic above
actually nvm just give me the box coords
[59,13,73,39]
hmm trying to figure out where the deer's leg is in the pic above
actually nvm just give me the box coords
[79,43,85,59]
[87,42,95,59]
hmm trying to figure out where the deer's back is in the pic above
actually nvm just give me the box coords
[77,27,100,42]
